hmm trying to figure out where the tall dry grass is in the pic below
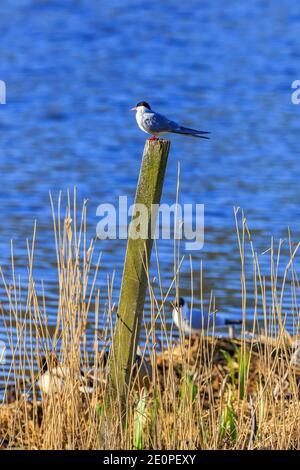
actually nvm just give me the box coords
[0,190,300,449]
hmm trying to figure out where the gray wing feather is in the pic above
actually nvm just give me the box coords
[142,111,210,138]
[142,112,180,133]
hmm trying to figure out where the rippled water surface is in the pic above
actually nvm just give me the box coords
[1,0,300,378]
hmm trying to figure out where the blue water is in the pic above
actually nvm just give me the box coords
[1,0,300,373]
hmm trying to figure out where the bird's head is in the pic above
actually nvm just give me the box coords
[171,296,185,312]
[40,354,58,373]
[130,101,151,112]
[171,297,189,334]
[176,297,185,309]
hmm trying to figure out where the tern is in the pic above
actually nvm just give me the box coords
[37,350,152,395]
[37,355,96,395]
[131,101,210,140]
[172,297,242,336]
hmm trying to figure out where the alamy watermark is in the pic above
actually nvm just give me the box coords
[96,196,204,251]
[291,80,300,105]
[0,80,6,104]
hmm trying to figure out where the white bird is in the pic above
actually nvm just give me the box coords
[37,355,97,395]
[289,339,300,368]
[131,101,210,140]
[172,297,242,336]
[37,350,152,395]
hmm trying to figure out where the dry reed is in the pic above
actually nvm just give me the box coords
[0,189,300,450]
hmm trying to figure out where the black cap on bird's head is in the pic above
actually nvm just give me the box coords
[131,101,151,111]
[40,354,58,373]
[174,297,185,308]
[40,356,48,373]
[136,101,151,109]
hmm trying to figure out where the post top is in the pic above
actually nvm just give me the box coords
[146,138,170,142]
[144,138,171,149]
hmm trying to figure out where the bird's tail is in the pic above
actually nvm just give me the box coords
[171,126,211,139]
[224,319,242,325]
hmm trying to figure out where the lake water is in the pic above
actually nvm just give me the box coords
[1,0,300,382]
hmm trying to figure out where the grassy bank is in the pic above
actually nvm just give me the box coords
[0,192,300,449]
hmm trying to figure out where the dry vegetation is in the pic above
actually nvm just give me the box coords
[1,191,300,450]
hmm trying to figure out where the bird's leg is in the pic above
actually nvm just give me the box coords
[148,135,159,141]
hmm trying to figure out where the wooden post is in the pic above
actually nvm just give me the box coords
[105,139,170,420]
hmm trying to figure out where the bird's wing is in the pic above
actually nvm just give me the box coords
[143,111,180,133]
[143,111,210,138]
[189,312,206,330]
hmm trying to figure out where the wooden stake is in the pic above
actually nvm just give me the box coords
[105,139,170,421]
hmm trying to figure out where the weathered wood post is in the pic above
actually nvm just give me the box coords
[104,139,170,424]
